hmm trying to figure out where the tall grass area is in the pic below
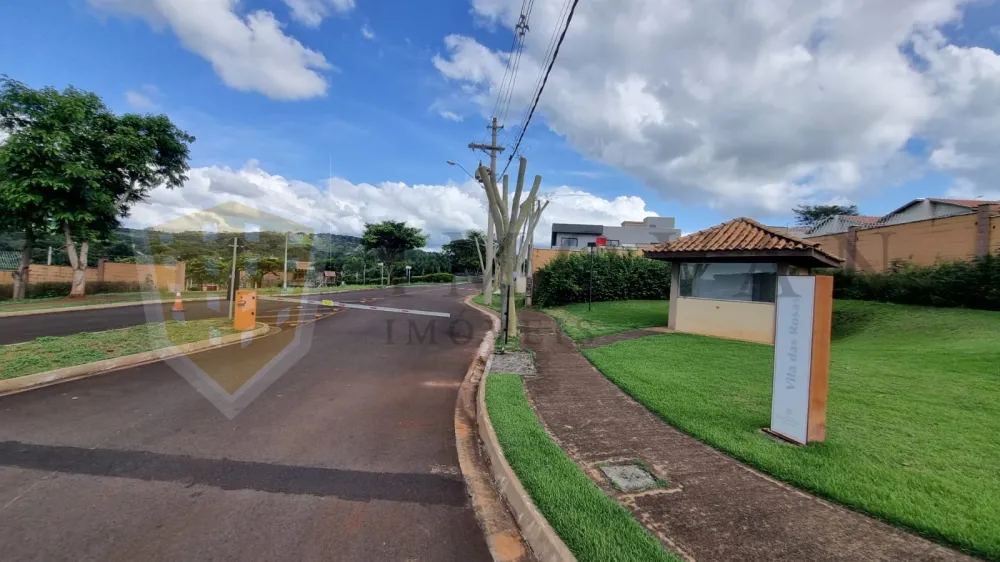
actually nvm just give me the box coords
[583,300,1000,559]
[486,374,679,562]
[545,300,669,340]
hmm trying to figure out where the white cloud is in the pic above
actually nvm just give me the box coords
[90,0,331,100]
[439,110,463,122]
[361,24,376,40]
[125,84,160,110]
[127,161,656,247]
[433,0,1000,215]
[283,0,355,27]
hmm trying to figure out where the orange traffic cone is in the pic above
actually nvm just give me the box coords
[172,291,184,312]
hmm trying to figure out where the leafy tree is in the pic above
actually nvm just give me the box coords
[0,78,194,298]
[245,256,282,287]
[792,204,860,227]
[443,230,485,274]
[360,221,427,285]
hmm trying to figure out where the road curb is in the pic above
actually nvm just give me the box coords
[463,297,576,562]
[0,286,395,318]
[0,322,270,397]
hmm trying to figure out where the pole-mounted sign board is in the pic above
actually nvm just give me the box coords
[767,275,833,445]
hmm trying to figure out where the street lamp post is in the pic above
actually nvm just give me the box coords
[283,232,289,290]
[378,262,384,286]
[405,265,412,284]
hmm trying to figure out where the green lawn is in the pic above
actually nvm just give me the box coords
[0,319,240,379]
[545,300,669,340]
[486,373,679,562]
[583,300,1000,559]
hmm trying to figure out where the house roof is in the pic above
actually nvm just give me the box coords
[804,214,881,235]
[886,197,1000,217]
[645,217,844,267]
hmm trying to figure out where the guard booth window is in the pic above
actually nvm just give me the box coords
[679,263,777,303]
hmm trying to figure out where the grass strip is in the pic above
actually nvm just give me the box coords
[486,373,680,562]
[544,299,669,340]
[583,299,1000,559]
[0,319,239,379]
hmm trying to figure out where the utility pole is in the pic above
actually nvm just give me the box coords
[282,232,289,290]
[469,117,504,305]
[228,236,240,320]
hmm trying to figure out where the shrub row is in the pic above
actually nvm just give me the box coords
[826,254,1000,311]
[390,272,456,284]
[533,250,670,307]
[0,281,143,300]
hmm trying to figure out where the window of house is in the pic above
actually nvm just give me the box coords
[679,263,777,303]
[561,237,578,247]
[607,240,620,247]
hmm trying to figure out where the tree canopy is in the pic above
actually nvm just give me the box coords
[360,221,427,285]
[0,77,194,297]
[792,204,860,227]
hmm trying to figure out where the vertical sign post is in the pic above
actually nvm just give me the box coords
[767,275,833,445]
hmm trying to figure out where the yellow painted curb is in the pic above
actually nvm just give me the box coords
[464,296,577,562]
[0,322,270,397]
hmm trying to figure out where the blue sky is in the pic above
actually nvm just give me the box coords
[2,0,1000,239]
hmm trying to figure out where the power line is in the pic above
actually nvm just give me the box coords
[502,0,580,177]
[497,1,534,128]
[503,0,571,154]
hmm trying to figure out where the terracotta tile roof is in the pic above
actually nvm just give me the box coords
[647,217,843,263]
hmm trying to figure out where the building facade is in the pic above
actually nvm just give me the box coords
[550,216,681,249]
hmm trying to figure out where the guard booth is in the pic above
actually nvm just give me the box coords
[644,218,843,344]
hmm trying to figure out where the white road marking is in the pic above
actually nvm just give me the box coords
[262,296,451,318]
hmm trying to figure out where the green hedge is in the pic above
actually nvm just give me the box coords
[390,272,456,284]
[828,254,1000,311]
[0,281,143,300]
[534,251,670,307]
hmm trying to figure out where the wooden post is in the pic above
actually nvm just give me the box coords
[806,275,833,442]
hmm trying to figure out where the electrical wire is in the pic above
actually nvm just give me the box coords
[503,0,571,154]
[502,0,580,177]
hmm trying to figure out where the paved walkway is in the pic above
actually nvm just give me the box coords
[518,310,974,562]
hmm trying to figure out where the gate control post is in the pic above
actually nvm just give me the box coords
[234,290,258,331]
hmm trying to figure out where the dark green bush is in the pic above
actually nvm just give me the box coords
[827,254,1000,311]
[533,250,670,307]
[0,281,144,300]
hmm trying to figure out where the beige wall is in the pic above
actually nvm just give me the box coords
[810,212,996,272]
[674,296,775,344]
[0,262,182,290]
[0,264,99,284]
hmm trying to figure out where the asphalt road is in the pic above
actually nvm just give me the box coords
[0,284,495,561]
[0,286,467,345]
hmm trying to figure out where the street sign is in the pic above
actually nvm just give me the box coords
[768,275,833,445]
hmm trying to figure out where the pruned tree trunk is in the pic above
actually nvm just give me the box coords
[478,157,545,339]
[11,227,33,300]
[63,222,89,298]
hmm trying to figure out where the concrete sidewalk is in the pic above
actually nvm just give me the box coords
[518,310,974,562]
